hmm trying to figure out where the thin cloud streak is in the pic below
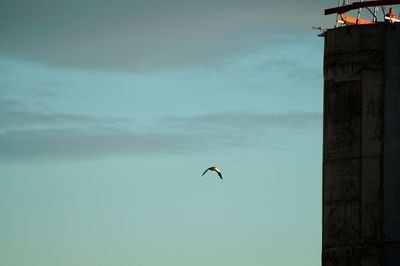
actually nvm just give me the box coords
[0,110,112,129]
[0,109,321,161]
[167,111,322,131]
[0,98,126,130]
[0,129,202,161]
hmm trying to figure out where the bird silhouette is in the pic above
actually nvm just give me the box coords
[201,166,223,180]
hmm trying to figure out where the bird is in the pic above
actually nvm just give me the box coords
[201,166,223,180]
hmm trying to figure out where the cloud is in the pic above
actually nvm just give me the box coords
[0,98,24,111]
[167,111,322,132]
[0,98,125,130]
[0,98,321,161]
[0,110,114,129]
[0,97,239,161]
[0,0,330,71]
[0,128,205,161]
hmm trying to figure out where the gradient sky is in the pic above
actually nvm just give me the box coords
[1,1,333,265]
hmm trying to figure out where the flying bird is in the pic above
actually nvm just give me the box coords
[201,166,223,180]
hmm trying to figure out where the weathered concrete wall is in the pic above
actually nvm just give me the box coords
[383,24,400,265]
[323,23,400,266]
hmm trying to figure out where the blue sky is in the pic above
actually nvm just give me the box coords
[1,1,332,265]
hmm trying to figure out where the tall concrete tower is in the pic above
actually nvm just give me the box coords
[322,23,400,265]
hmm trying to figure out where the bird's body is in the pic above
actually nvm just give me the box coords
[201,166,223,179]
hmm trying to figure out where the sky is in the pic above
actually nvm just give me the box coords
[1,1,332,266]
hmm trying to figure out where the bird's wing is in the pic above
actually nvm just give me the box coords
[201,168,210,176]
[217,171,223,179]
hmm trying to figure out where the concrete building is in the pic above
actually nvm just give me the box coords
[322,23,400,266]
